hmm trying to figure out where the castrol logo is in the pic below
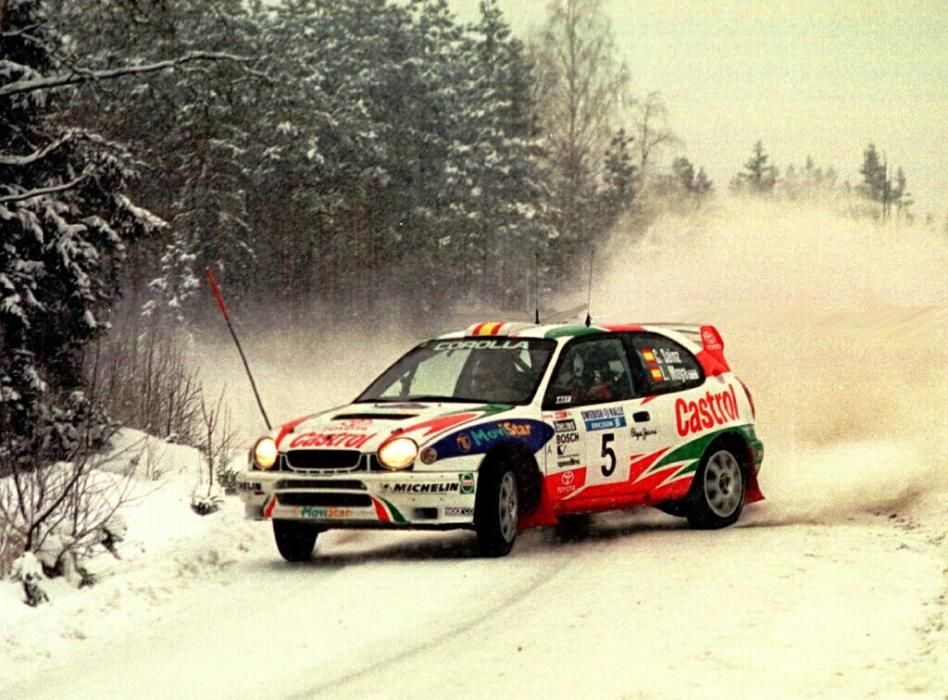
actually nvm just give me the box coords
[675,386,740,437]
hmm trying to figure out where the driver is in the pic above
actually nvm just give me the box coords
[468,351,521,401]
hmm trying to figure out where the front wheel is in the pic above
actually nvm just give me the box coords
[474,466,519,557]
[686,447,745,529]
[273,519,320,562]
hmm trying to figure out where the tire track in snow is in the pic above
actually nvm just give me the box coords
[286,535,576,698]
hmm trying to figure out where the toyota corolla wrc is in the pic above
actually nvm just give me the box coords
[237,321,764,561]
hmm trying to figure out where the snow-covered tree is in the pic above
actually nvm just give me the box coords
[52,0,264,314]
[1,0,161,476]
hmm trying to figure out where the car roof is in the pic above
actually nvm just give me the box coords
[434,321,707,351]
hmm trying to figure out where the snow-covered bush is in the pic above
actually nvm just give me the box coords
[11,552,49,607]
[0,445,135,592]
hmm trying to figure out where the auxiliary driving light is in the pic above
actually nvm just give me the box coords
[252,437,278,470]
[377,437,418,470]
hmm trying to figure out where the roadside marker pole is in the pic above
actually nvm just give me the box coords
[204,267,272,431]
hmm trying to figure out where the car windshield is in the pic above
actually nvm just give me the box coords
[355,337,556,405]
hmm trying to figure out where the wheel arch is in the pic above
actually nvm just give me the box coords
[703,429,762,501]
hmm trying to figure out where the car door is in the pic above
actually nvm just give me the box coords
[542,336,638,505]
[622,332,707,502]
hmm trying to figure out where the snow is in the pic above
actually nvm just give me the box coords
[1,201,946,698]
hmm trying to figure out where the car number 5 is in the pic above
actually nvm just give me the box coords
[600,433,616,477]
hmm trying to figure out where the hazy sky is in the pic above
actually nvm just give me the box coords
[447,0,948,218]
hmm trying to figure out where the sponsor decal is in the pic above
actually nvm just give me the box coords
[581,407,627,431]
[431,420,555,460]
[470,421,532,446]
[675,386,740,436]
[553,467,587,496]
[432,339,529,351]
[556,432,580,445]
[554,419,577,433]
[555,395,573,405]
[444,507,474,517]
[556,442,580,459]
[631,427,658,441]
[289,431,374,449]
[554,411,572,420]
[558,457,581,467]
[392,482,460,494]
[459,472,475,494]
[420,447,438,464]
[238,481,262,492]
[301,506,352,519]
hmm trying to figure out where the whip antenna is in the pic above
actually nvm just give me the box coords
[584,251,594,327]
[534,250,540,324]
[205,267,272,431]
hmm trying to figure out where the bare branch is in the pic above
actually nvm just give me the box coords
[0,51,249,99]
[0,174,86,203]
[0,132,71,167]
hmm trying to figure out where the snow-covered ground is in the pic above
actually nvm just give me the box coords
[2,201,945,698]
[1,431,946,699]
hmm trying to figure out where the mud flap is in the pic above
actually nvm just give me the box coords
[745,470,765,504]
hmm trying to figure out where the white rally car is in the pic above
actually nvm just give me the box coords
[237,321,764,561]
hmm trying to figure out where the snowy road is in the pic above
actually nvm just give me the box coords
[4,490,947,699]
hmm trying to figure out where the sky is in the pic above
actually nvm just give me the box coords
[447,0,948,218]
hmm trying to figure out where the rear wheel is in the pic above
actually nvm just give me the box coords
[273,520,320,562]
[686,447,745,529]
[475,466,519,557]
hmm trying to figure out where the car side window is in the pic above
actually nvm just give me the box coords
[627,333,703,394]
[543,337,636,408]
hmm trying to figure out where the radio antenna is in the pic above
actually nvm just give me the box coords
[534,250,540,324]
[205,267,272,431]
[584,251,594,327]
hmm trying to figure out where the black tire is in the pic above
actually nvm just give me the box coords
[474,465,519,557]
[273,519,320,562]
[686,446,746,529]
[554,513,591,541]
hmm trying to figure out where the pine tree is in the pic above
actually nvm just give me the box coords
[596,129,636,231]
[53,0,265,314]
[1,0,160,474]
[731,140,778,194]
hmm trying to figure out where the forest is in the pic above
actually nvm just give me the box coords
[0,0,936,577]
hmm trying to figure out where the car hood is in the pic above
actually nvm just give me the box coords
[274,402,516,453]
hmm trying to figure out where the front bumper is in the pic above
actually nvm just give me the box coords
[236,469,478,528]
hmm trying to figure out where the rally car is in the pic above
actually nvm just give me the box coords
[237,321,764,561]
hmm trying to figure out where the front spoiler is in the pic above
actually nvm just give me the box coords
[236,469,478,528]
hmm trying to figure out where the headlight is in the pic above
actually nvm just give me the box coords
[377,437,418,470]
[252,437,278,470]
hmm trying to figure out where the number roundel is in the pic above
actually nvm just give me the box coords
[600,433,616,477]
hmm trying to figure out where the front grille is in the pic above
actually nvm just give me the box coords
[286,449,362,471]
[276,492,373,507]
[276,479,367,491]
